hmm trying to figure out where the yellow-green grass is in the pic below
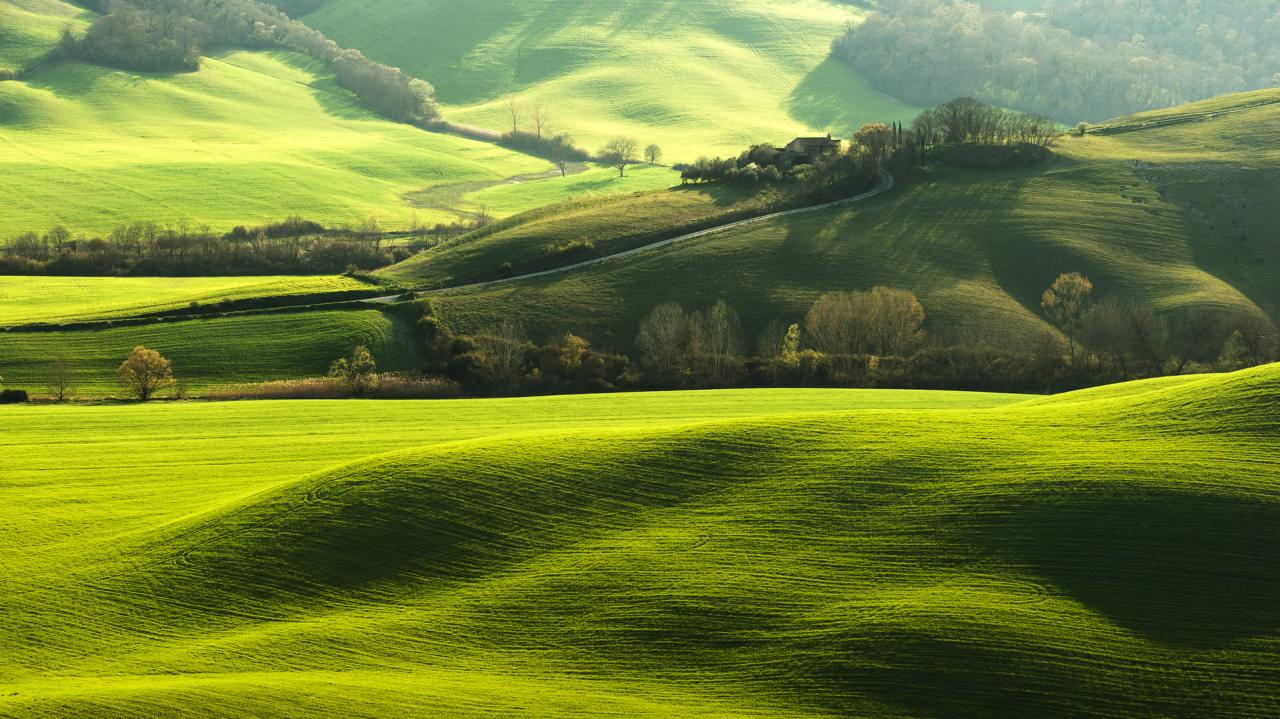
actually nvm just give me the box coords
[462,163,680,218]
[0,365,1276,715]
[0,50,553,237]
[0,309,416,396]
[304,0,922,160]
[0,0,90,73]
[0,275,370,326]
[383,182,775,288]
[415,91,1280,350]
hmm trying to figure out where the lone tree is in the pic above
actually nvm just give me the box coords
[329,345,378,395]
[644,143,663,166]
[504,97,523,134]
[530,104,550,138]
[47,355,75,402]
[1041,272,1094,365]
[601,136,639,177]
[117,346,175,401]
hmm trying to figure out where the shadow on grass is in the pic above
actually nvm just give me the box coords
[981,482,1280,646]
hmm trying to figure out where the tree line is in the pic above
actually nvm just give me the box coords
[2,275,1273,402]
[395,276,1276,398]
[833,0,1280,123]
[61,0,438,125]
[0,215,486,276]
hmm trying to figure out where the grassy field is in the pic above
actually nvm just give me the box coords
[383,183,774,288]
[303,0,922,160]
[410,89,1280,351]
[0,49,561,237]
[0,365,1275,715]
[0,309,417,396]
[0,275,372,326]
[0,0,90,73]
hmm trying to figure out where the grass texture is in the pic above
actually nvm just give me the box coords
[413,89,1280,350]
[304,0,922,159]
[0,275,369,326]
[0,365,1276,716]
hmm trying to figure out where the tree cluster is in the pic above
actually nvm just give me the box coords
[63,0,438,125]
[833,0,1280,122]
[911,98,1058,148]
[680,125,898,194]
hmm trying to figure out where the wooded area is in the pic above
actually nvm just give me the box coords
[834,0,1280,121]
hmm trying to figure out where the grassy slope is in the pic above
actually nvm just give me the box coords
[382,183,774,288]
[0,0,90,73]
[0,309,417,395]
[0,275,371,326]
[0,366,1276,716]
[304,0,921,160]
[415,90,1280,350]
[0,50,554,236]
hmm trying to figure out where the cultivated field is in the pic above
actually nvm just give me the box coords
[0,366,1276,715]
[302,0,921,159]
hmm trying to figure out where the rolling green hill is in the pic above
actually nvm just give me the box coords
[382,183,775,288]
[302,0,921,159]
[409,89,1280,351]
[1,365,1276,716]
[0,48,677,237]
[0,0,90,74]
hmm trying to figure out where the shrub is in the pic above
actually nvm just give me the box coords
[0,389,30,404]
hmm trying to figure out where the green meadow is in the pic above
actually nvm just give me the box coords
[0,365,1276,715]
[0,275,370,326]
[304,0,922,159]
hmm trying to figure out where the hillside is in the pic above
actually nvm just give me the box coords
[0,0,90,74]
[407,89,1280,352]
[1,366,1277,716]
[300,0,921,159]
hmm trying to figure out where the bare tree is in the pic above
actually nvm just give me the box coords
[636,303,690,386]
[693,300,742,386]
[600,137,639,177]
[47,355,75,402]
[477,320,529,386]
[550,134,575,177]
[504,97,523,134]
[644,144,663,166]
[530,104,550,139]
